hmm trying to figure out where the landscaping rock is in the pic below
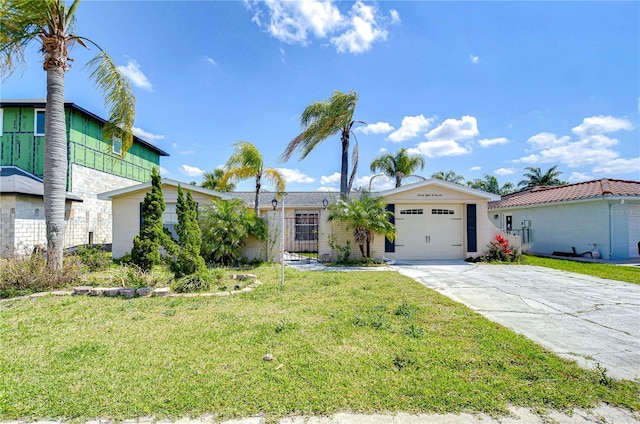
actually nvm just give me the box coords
[29,292,50,298]
[136,287,153,297]
[119,288,136,298]
[262,353,276,361]
[241,287,253,292]
[153,287,171,297]
[214,292,231,297]
[89,287,107,296]
[245,274,257,280]
[73,286,93,295]
[52,290,73,296]
[230,290,241,295]
[104,287,121,297]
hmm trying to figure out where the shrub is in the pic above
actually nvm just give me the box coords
[171,269,221,293]
[169,186,206,278]
[107,265,164,289]
[483,234,519,262]
[74,244,111,271]
[0,252,83,298]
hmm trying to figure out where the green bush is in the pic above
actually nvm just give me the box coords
[0,252,83,298]
[107,265,164,289]
[74,244,111,271]
[170,269,221,293]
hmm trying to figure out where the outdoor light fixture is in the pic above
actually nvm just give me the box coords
[272,198,278,210]
[322,198,329,209]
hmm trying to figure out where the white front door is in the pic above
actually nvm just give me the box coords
[394,205,463,260]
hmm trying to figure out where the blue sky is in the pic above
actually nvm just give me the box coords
[3,0,639,192]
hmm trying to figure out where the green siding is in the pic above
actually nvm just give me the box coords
[0,106,163,187]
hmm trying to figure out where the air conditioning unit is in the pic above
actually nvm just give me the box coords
[521,220,531,228]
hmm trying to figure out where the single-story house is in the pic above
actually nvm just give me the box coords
[98,179,232,258]
[100,178,516,263]
[488,178,640,260]
[0,166,83,255]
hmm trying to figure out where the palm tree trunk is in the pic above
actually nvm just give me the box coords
[44,66,68,272]
[340,129,349,196]
[254,175,261,215]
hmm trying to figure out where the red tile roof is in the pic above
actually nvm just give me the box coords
[489,179,640,209]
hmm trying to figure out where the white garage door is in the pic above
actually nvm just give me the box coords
[394,205,463,260]
[629,205,640,258]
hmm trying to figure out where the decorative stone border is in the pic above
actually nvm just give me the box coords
[0,274,261,303]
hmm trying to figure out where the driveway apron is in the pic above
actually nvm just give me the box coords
[392,262,640,381]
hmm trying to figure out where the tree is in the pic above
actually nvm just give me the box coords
[431,170,466,184]
[199,198,267,266]
[1,0,135,272]
[170,185,206,278]
[518,165,566,188]
[327,194,395,259]
[370,148,425,188]
[131,168,166,271]
[281,90,364,196]
[222,141,285,215]
[201,168,235,192]
[467,174,515,195]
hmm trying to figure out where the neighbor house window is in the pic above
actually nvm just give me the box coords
[34,109,46,136]
[295,210,318,241]
[0,108,3,136]
[112,135,123,155]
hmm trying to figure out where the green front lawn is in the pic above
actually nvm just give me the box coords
[1,265,637,421]
[522,255,640,284]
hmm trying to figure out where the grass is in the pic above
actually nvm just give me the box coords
[1,264,638,422]
[522,255,640,284]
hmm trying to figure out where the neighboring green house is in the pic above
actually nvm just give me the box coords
[0,99,169,255]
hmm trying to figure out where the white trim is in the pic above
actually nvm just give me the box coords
[34,108,46,136]
[379,178,501,201]
[98,178,235,201]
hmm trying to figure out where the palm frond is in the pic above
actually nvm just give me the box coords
[262,168,286,193]
[86,49,136,153]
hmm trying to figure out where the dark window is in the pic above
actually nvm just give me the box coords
[295,211,318,241]
[35,109,46,136]
[431,208,455,215]
[400,209,423,215]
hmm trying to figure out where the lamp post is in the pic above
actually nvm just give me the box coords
[272,192,287,286]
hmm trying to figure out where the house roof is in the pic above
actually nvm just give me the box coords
[0,166,83,201]
[379,178,501,201]
[0,99,169,156]
[489,178,640,209]
[233,191,340,209]
[98,178,234,200]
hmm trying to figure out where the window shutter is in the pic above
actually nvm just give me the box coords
[466,203,477,252]
[385,203,395,252]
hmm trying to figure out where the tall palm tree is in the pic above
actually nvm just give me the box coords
[327,194,395,258]
[468,174,515,195]
[201,168,235,192]
[518,165,566,188]
[1,0,135,272]
[369,148,425,188]
[281,90,364,196]
[431,170,466,185]
[222,141,285,215]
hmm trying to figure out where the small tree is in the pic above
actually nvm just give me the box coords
[131,168,165,271]
[327,194,395,259]
[170,185,206,277]
[199,198,267,266]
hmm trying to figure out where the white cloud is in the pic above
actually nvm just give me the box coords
[527,132,571,149]
[355,121,394,135]
[159,166,170,176]
[494,167,515,176]
[572,116,634,137]
[117,60,152,91]
[320,172,341,186]
[277,168,315,183]
[470,166,482,171]
[331,1,388,54]
[469,54,480,64]
[592,157,640,175]
[180,150,194,155]
[407,140,472,158]
[317,186,338,192]
[180,164,205,177]
[205,56,217,66]
[478,137,509,148]
[172,143,178,148]
[568,172,593,183]
[248,0,396,54]
[378,147,388,153]
[426,116,479,141]
[362,174,394,191]
[133,127,164,142]
[387,114,434,142]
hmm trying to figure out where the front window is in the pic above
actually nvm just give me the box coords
[112,135,123,155]
[34,109,46,136]
[295,210,318,241]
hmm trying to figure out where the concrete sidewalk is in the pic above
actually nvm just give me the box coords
[392,262,640,381]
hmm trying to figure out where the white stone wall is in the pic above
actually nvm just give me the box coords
[0,196,17,255]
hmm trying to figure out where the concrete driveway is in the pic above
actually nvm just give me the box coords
[391,262,640,381]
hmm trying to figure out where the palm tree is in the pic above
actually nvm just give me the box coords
[431,170,466,185]
[327,194,395,258]
[222,141,285,215]
[201,168,235,192]
[468,174,515,195]
[518,165,566,188]
[281,90,364,196]
[369,148,425,188]
[1,0,135,272]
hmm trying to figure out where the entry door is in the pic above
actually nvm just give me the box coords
[395,205,463,260]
